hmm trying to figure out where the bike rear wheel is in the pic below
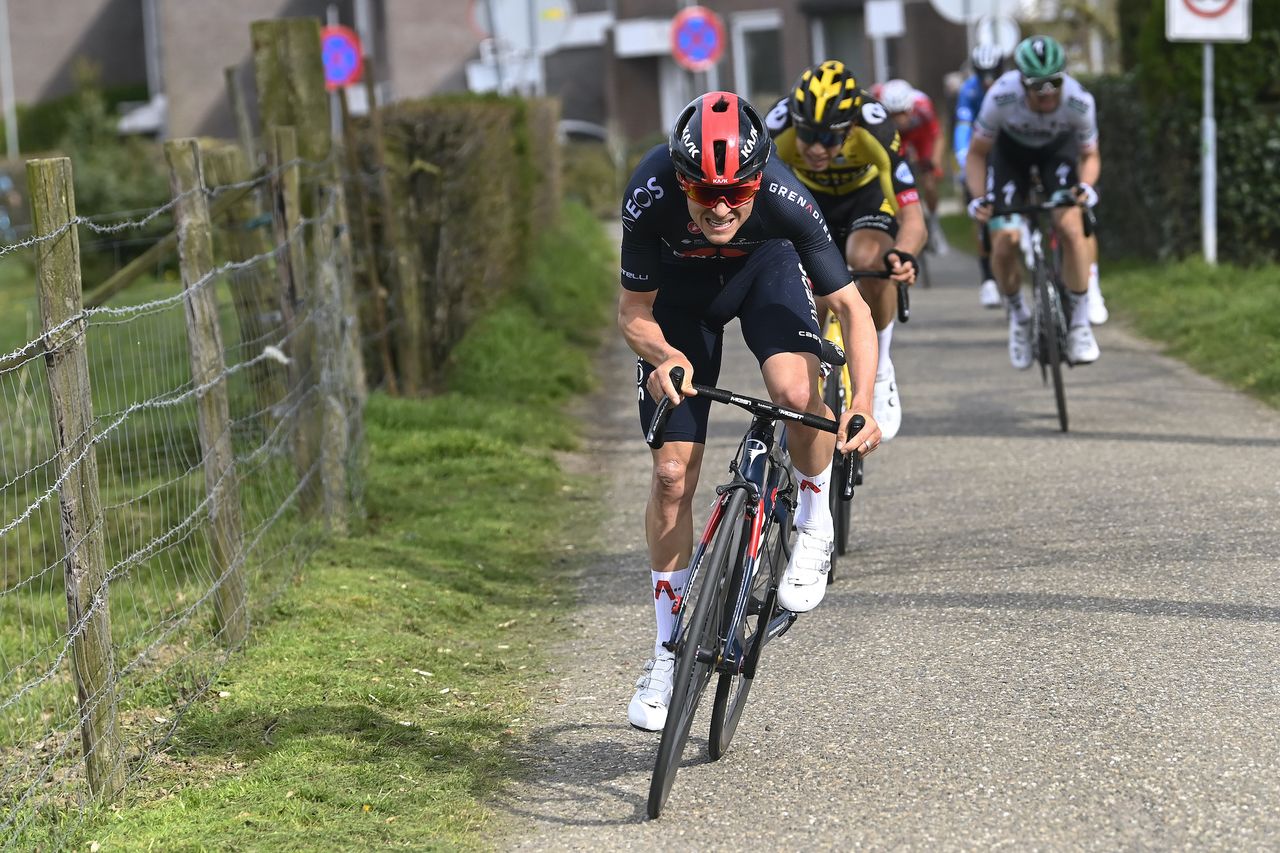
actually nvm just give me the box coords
[1036,266,1069,432]
[708,505,789,759]
[647,489,746,819]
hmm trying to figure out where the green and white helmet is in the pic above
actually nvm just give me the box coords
[1014,35,1066,79]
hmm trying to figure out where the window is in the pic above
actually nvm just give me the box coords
[731,11,785,110]
[811,12,868,81]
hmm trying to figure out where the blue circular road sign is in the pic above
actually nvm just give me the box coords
[671,6,725,72]
[321,25,364,90]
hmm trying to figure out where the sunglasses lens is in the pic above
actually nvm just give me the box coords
[1025,76,1062,93]
[679,175,760,209]
[796,123,843,147]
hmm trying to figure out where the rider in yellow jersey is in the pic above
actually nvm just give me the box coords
[765,61,926,441]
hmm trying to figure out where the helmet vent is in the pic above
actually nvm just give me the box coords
[713,141,727,177]
[711,95,731,113]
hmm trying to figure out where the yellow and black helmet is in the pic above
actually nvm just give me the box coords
[789,60,861,129]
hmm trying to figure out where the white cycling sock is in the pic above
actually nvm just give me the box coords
[1089,262,1100,288]
[651,568,689,657]
[1007,291,1030,322]
[876,322,894,380]
[792,458,834,534]
[1068,289,1090,328]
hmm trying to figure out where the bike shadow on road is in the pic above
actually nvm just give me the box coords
[496,722,713,829]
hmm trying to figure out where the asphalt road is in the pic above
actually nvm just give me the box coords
[499,229,1280,850]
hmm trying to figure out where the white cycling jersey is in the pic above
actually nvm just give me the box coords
[973,70,1098,152]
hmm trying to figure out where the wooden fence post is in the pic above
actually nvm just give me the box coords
[27,157,125,800]
[251,18,331,167]
[363,65,425,395]
[269,126,321,514]
[328,153,369,519]
[204,144,289,428]
[163,140,249,649]
[224,65,259,170]
[338,87,397,395]
[312,181,350,531]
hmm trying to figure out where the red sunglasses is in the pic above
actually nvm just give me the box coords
[677,173,762,209]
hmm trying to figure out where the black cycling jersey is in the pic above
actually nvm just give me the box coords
[620,144,852,297]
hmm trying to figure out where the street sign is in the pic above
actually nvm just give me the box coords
[866,0,905,38]
[671,6,725,72]
[973,15,1020,55]
[1167,0,1251,42]
[321,24,363,90]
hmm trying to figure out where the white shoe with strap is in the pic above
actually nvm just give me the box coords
[628,652,675,731]
[777,528,833,613]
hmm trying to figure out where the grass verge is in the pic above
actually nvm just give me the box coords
[51,201,616,851]
[938,213,1280,407]
[1102,259,1280,407]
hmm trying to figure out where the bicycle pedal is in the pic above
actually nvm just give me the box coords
[747,594,768,616]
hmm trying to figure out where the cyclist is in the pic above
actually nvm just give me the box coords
[964,35,1102,368]
[764,60,923,443]
[954,43,1006,309]
[875,78,947,256]
[619,91,882,731]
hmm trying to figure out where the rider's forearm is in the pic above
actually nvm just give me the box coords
[964,155,986,201]
[1078,148,1101,188]
[895,202,928,256]
[833,290,877,414]
[619,297,678,367]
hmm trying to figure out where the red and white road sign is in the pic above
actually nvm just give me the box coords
[1167,0,1251,41]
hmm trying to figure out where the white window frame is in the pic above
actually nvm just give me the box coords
[730,9,784,104]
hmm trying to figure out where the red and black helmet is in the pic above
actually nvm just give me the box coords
[668,91,770,185]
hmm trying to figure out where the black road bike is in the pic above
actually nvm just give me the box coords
[643,354,862,819]
[991,190,1095,433]
[821,267,908,582]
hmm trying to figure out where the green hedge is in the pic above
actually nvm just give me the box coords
[1094,0,1280,264]
[352,94,561,392]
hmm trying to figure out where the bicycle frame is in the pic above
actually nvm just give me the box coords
[662,414,796,674]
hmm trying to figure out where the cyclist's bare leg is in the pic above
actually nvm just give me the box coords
[1052,206,1089,295]
[847,229,896,331]
[645,441,705,574]
[760,351,834,479]
[920,171,939,216]
[990,226,1024,297]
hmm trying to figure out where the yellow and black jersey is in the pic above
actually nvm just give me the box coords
[766,93,921,213]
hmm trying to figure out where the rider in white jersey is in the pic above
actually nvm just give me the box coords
[965,35,1103,368]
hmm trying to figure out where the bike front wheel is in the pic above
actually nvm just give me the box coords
[647,489,746,819]
[708,504,789,759]
[1036,268,1069,432]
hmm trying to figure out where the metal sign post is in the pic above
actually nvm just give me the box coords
[1167,0,1251,265]
[866,0,905,83]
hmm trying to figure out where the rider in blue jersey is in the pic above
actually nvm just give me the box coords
[954,43,1005,309]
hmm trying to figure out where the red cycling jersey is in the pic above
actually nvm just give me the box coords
[872,84,942,177]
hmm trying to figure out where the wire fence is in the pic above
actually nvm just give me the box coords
[0,137,366,849]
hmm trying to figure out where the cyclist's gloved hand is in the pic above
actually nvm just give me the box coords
[884,248,918,284]
[1075,182,1099,209]
[967,193,993,221]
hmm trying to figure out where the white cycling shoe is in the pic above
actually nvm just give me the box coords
[1009,313,1033,370]
[1068,325,1101,364]
[1087,278,1109,325]
[777,528,834,613]
[628,652,675,731]
[980,279,1002,308]
[872,363,902,441]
